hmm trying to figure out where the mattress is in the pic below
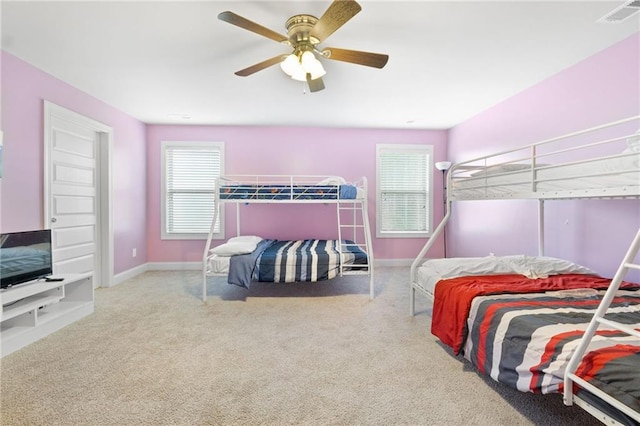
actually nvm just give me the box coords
[207,255,230,274]
[415,266,441,295]
[414,255,596,297]
[207,239,368,287]
[219,184,364,201]
[463,287,640,403]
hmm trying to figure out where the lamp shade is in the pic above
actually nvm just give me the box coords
[280,54,300,76]
[435,161,452,171]
[300,51,316,72]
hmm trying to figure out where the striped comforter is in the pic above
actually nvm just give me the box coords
[431,273,640,415]
[464,290,640,394]
[254,239,367,283]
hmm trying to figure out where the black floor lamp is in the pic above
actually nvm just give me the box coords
[435,161,452,258]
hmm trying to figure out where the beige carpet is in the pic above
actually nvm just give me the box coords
[1,267,600,425]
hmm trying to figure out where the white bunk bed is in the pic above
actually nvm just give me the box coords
[564,227,640,425]
[409,116,640,424]
[202,174,374,302]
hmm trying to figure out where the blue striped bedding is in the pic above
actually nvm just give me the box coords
[228,239,367,288]
[219,184,358,200]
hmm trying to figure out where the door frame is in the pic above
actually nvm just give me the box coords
[43,101,114,287]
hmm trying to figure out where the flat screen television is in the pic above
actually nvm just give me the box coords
[0,229,53,289]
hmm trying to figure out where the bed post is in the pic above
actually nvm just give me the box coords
[202,179,221,302]
[236,203,241,237]
[361,187,375,300]
[538,199,545,257]
[410,199,452,315]
[202,201,220,302]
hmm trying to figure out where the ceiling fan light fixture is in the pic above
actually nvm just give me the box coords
[300,51,316,70]
[219,1,387,92]
[302,51,326,80]
[290,67,308,82]
[281,50,326,81]
[309,66,326,80]
[280,54,300,76]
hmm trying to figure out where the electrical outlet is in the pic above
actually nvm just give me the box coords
[132,248,137,258]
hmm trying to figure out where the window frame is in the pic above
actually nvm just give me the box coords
[376,144,434,238]
[161,141,225,240]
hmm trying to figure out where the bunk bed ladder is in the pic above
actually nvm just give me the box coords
[563,227,640,423]
[336,196,375,299]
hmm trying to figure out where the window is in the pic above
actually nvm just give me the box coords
[161,141,224,240]
[376,144,433,238]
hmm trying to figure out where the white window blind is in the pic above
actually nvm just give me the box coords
[376,144,433,237]
[162,142,224,239]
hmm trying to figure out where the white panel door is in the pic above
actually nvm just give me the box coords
[44,102,113,287]
[49,116,98,277]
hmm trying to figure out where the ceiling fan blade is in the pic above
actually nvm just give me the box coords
[234,55,284,77]
[310,0,362,43]
[322,47,389,69]
[306,74,326,92]
[218,11,288,44]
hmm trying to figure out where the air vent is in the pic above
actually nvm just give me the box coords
[597,0,640,23]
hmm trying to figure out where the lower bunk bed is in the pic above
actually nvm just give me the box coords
[414,254,640,424]
[204,236,368,289]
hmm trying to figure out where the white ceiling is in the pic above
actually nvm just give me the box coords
[1,1,639,129]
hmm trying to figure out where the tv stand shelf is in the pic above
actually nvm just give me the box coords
[0,273,93,357]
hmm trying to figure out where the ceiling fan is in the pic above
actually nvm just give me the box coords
[218,0,389,93]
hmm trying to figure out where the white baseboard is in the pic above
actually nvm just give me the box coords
[109,259,408,287]
[374,258,413,267]
[146,262,201,271]
[112,263,149,286]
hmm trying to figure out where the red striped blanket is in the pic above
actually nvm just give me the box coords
[431,273,637,355]
[430,273,640,416]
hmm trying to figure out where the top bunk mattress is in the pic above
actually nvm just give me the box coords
[217,175,365,201]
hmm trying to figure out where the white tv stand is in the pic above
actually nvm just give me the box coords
[0,273,94,357]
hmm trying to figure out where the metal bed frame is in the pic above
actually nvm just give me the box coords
[202,174,374,302]
[409,116,640,424]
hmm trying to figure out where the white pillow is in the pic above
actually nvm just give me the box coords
[228,235,262,245]
[317,176,346,186]
[210,241,258,257]
[421,256,519,279]
[503,255,596,279]
[421,255,597,280]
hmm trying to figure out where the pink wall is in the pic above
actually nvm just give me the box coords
[448,33,640,280]
[4,31,638,277]
[146,125,449,262]
[0,52,148,275]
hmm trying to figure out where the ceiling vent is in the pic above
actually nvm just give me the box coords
[597,0,640,23]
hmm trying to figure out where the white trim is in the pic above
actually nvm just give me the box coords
[112,263,149,286]
[160,141,225,240]
[374,258,413,267]
[113,260,408,287]
[376,144,434,238]
[148,262,202,271]
[112,262,201,285]
[43,101,114,289]
[99,131,114,287]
